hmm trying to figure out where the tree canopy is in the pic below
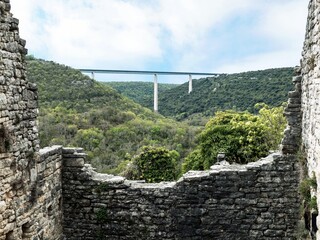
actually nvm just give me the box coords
[26,57,198,173]
[26,56,290,182]
[127,146,179,183]
[112,68,294,122]
[182,104,287,172]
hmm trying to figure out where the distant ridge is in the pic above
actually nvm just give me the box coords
[105,68,294,121]
[25,56,197,172]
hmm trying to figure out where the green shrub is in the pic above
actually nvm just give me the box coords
[182,105,287,173]
[183,111,269,172]
[131,146,179,183]
[96,208,108,222]
[299,174,318,212]
[95,183,109,194]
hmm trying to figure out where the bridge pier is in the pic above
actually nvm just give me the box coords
[188,74,192,94]
[78,69,218,113]
[154,74,158,112]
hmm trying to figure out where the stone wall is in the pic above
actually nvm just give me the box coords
[0,1,63,239]
[36,146,63,240]
[301,0,320,239]
[0,143,63,240]
[0,0,313,239]
[62,149,300,240]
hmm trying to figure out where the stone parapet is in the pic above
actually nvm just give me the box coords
[62,151,300,240]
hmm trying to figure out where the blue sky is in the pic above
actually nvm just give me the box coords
[10,0,308,83]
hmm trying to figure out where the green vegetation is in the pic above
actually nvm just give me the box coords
[135,68,294,122]
[95,182,109,194]
[26,56,198,173]
[26,56,291,182]
[299,173,318,212]
[125,146,179,183]
[103,81,178,108]
[96,208,108,223]
[182,104,287,172]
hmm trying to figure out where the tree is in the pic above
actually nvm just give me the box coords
[129,146,179,183]
[255,102,287,150]
[182,107,286,173]
[74,127,104,151]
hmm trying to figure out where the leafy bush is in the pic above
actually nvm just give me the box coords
[129,146,179,183]
[255,102,287,150]
[299,173,318,212]
[182,105,287,172]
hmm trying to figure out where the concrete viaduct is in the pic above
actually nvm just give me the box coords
[79,69,219,112]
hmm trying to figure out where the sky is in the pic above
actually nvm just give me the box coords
[10,0,309,83]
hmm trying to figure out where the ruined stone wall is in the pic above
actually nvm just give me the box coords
[0,1,63,239]
[301,1,320,239]
[62,149,300,240]
[0,0,310,239]
[36,146,63,240]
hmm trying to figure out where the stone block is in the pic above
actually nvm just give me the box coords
[64,158,85,167]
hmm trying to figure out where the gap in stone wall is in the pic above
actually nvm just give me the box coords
[47,204,53,216]
[5,231,14,240]
[0,125,9,153]
[21,222,32,239]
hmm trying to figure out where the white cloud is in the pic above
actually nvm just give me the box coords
[11,0,163,68]
[11,0,47,54]
[157,0,255,49]
[253,0,307,49]
[216,50,301,74]
[10,0,309,77]
[215,0,309,73]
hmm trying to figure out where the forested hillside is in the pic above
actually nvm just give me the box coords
[160,68,294,120]
[25,56,293,179]
[25,56,198,173]
[113,68,294,121]
[103,82,178,108]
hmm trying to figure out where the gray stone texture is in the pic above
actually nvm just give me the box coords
[0,0,63,239]
[281,67,302,155]
[301,1,320,239]
[62,152,300,240]
[3,0,320,239]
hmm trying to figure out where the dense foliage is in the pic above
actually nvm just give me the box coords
[103,81,177,108]
[114,68,293,122]
[254,103,288,149]
[26,56,291,181]
[26,56,198,173]
[126,146,179,183]
[182,104,287,172]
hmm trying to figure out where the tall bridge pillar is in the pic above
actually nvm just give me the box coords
[188,74,192,94]
[78,69,218,113]
[154,74,158,112]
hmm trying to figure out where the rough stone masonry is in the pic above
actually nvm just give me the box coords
[0,1,63,239]
[1,0,320,239]
[301,0,320,239]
